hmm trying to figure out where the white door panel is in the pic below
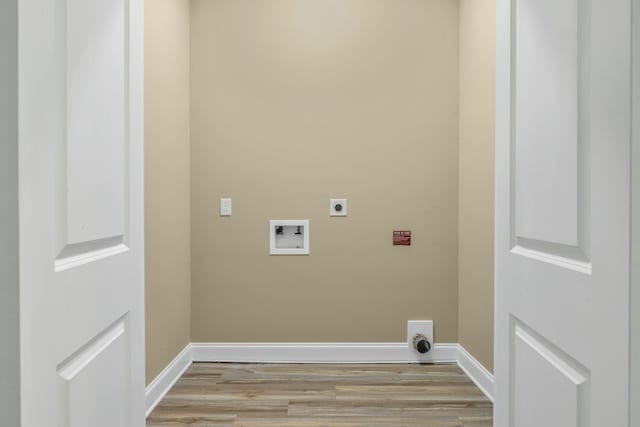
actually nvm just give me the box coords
[512,321,589,427]
[18,0,145,425]
[514,0,581,248]
[495,0,632,426]
[57,0,129,267]
[66,0,127,246]
[56,317,130,427]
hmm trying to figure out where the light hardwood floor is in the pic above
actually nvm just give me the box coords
[147,363,493,427]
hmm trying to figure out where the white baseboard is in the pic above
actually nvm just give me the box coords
[145,343,192,417]
[456,344,494,401]
[190,342,459,364]
[145,342,493,416]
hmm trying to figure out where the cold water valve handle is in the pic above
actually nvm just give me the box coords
[413,333,432,354]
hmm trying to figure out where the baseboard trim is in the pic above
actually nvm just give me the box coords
[456,344,494,401]
[145,343,192,417]
[145,342,493,416]
[190,342,459,364]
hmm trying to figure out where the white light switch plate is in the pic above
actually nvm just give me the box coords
[220,198,232,216]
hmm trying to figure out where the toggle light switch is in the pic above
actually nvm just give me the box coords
[220,198,232,216]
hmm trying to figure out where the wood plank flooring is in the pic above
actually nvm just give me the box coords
[146,363,493,427]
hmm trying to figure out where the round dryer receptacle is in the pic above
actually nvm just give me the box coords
[412,333,432,354]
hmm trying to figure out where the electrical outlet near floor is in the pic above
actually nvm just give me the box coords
[407,320,434,358]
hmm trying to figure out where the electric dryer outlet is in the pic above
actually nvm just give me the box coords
[407,320,434,360]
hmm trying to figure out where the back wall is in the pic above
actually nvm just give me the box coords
[190,0,460,343]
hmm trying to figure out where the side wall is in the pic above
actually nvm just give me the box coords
[144,0,192,384]
[0,0,20,424]
[458,0,496,372]
[190,0,461,343]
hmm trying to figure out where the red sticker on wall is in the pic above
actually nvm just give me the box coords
[393,231,411,246]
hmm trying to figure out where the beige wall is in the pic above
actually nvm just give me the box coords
[458,0,495,372]
[144,0,496,373]
[190,0,461,343]
[144,0,191,383]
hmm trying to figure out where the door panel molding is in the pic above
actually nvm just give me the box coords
[509,317,590,427]
[55,236,128,272]
[510,0,592,270]
[56,314,128,381]
[511,238,591,274]
[54,0,131,272]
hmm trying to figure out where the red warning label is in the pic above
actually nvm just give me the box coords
[393,231,411,246]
